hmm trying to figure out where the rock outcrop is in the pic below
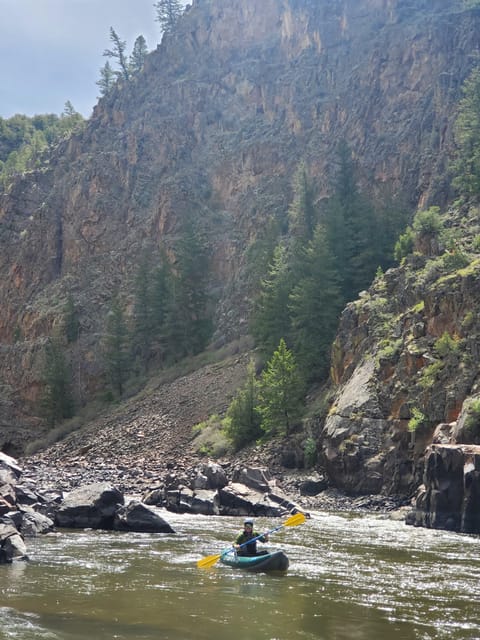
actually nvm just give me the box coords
[407,444,480,533]
[321,205,480,502]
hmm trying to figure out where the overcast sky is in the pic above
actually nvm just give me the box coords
[0,0,177,119]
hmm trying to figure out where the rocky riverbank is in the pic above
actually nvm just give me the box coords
[1,351,413,562]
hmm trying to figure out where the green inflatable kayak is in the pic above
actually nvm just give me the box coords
[220,550,289,573]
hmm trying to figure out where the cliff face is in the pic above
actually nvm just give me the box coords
[0,0,478,454]
[322,205,480,497]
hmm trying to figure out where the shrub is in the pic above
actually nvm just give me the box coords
[223,359,263,450]
[419,360,444,388]
[441,249,470,271]
[473,235,480,252]
[377,338,402,362]
[394,226,415,262]
[408,407,426,433]
[433,332,460,358]
[412,207,443,236]
[191,414,230,458]
[464,399,480,442]
[303,437,317,468]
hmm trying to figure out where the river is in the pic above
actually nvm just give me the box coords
[1,509,480,640]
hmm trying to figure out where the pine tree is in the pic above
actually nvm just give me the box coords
[258,338,305,437]
[149,259,172,355]
[154,0,183,36]
[325,141,378,301]
[103,295,131,397]
[251,242,294,355]
[224,359,263,450]
[96,61,115,97]
[132,253,154,369]
[162,218,212,361]
[40,338,75,427]
[453,65,480,197]
[129,35,148,75]
[288,162,317,243]
[103,28,130,82]
[289,225,343,381]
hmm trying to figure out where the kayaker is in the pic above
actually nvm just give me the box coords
[234,518,269,556]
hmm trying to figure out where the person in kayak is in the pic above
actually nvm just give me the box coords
[234,518,269,556]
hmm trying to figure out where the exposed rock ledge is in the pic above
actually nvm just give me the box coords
[406,444,480,533]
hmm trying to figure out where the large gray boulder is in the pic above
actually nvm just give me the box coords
[193,462,228,490]
[113,501,174,533]
[216,482,286,517]
[55,482,124,530]
[19,507,55,537]
[407,444,480,533]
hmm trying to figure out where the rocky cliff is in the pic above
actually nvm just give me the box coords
[0,0,479,473]
[322,203,480,505]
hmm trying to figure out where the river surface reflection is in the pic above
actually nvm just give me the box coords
[1,510,480,639]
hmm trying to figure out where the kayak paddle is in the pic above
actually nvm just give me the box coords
[197,511,306,569]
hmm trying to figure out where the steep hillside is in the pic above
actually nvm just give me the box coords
[0,0,478,466]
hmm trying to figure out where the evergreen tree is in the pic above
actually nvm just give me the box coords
[131,250,174,369]
[223,360,263,450]
[40,338,75,427]
[289,225,343,381]
[103,27,130,82]
[453,65,480,197]
[132,252,154,369]
[372,190,410,270]
[288,162,317,243]
[129,35,149,75]
[325,141,378,301]
[163,218,212,361]
[251,242,294,355]
[97,61,115,97]
[58,102,84,136]
[103,295,131,397]
[258,339,305,437]
[154,0,183,35]
[149,259,172,354]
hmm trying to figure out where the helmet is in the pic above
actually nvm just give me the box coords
[244,518,254,526]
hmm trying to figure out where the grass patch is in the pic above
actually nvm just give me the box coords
[191,414,231,458]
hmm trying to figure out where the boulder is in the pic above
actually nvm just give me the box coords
[164,486,195,513]
[113,501,174,533]
[232,467,271,492]
[143,487,165,506]
[0,520,28,563]
[407,444,480,533]
[0,452,22,482]
[195,462,228,489]
[15,484,41,506]
[216,482,285,517]
[19,507,55,537]
[190,489,217,515]
[299,478,328,496]
[55,483,124,530]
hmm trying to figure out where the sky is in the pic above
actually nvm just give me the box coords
[0,0,174,119]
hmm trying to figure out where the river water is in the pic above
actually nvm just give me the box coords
[1,509,480,640]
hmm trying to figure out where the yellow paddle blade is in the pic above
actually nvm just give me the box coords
[197,553,222,569]
[283,512,307,527]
